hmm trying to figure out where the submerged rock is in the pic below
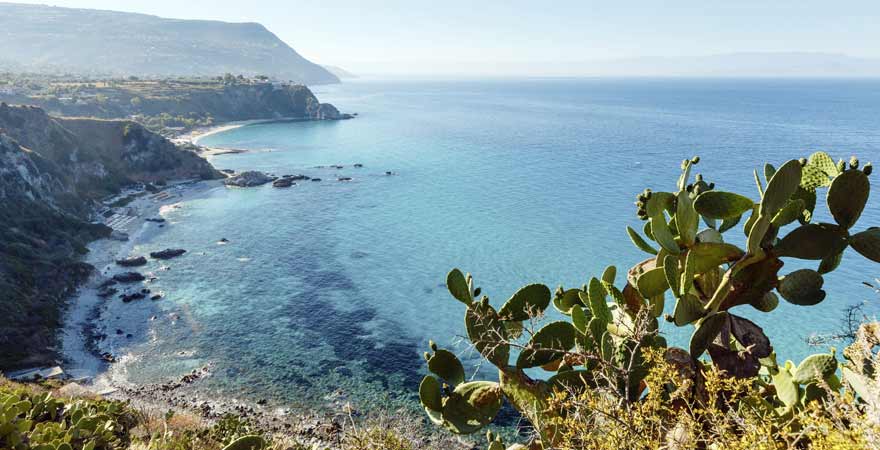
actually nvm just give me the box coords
[113,272,145,283]
[116,256,147,267]
[150,248,187,260]
[120,292,146,302]
[223,171,276,187]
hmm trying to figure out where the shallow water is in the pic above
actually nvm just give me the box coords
[115,78,880,410]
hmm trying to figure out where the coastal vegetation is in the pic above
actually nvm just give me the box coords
[420,153,880,449]
[0,73,350,137]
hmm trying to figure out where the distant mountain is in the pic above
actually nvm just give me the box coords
[322,65,358,79]
[0,2,339,85]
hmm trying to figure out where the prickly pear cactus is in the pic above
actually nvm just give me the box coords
[420,152,878,449]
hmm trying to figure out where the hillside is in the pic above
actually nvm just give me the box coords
[0,74,351,135]
[0,103,221,369]
[0,2,339,85]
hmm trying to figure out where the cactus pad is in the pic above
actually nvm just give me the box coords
[775,223,848,260]
[419,375,444,411]
[827,169,870,229]
[689,312,728,357]
[777,269,826,306]
[427,348,466,386]
[498,283,551,321]
[761,159,802,217]
[516,321,577,368]
[694,191,755,220]
[793,352,838,384]
[850,228,880,263]
[447,269,473,305]
[221,436,266,450]
[466,302,509,367]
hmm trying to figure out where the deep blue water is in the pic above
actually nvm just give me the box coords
[117,79,880,409]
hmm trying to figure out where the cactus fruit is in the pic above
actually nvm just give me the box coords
[423,153,878,447]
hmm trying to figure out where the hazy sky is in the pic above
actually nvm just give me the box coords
[8,1,880,75]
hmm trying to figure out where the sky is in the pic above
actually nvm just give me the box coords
[8,1,880,76]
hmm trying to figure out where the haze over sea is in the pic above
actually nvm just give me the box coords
[115,78,880,410]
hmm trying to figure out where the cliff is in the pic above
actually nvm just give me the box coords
[0,3,339,85]
[0,77,351,135]
[0,103,221,369]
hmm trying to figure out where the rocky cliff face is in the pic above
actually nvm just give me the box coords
[0,104,221,369]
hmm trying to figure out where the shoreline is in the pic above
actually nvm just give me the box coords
[56,120,367,444]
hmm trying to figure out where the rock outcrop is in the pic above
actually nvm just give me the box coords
[150,249,187,260]
[224,171,276,187]
[0,103,220,370]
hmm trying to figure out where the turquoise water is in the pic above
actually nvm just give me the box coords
[121,79,880,410]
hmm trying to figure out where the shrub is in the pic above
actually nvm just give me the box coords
[419,152,880,449]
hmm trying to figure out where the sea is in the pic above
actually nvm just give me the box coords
[105,78,880,411]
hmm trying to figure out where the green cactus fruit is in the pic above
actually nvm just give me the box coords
[775,223,848,260]
[466,302,509,367]
[676,190,699,245]
[221,436,265,450]
[761,159,802,217]
[447,269,473,305]
[673,294,704,326]
[627,226,658,255]
[818,251,844,274]
[427,348,466,386]
[441,381,503,434]
[865,163,873,175]
[517,321,577,369]
[498,283,551,321]
[553,288,584,315]
[694,191,755,220]
[419,375,444,411]
[650,212,681,254]
[602,265,617,284]
[827,169,870,229]
[793,352,838,384]
[772,361,801,408]
[777,269,826,306]
[850,156,860,169]
[850,228,880,263]
[771,199,806,227]
[750,292,779,313]
[689,312,728,358]
[488,439,505,450]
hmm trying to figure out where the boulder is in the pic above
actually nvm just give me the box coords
[223,171,276,187]
[116,256,147,267]
[150,248,187,259]
[113,272,145,283]
[338,177,352,182]
[272,178,294,188]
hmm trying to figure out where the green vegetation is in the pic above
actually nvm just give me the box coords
[0,379,463,450]
[0,73,329,136]
[420,152,880,449]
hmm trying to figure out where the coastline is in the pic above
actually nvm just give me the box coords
[56,121,366,444]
